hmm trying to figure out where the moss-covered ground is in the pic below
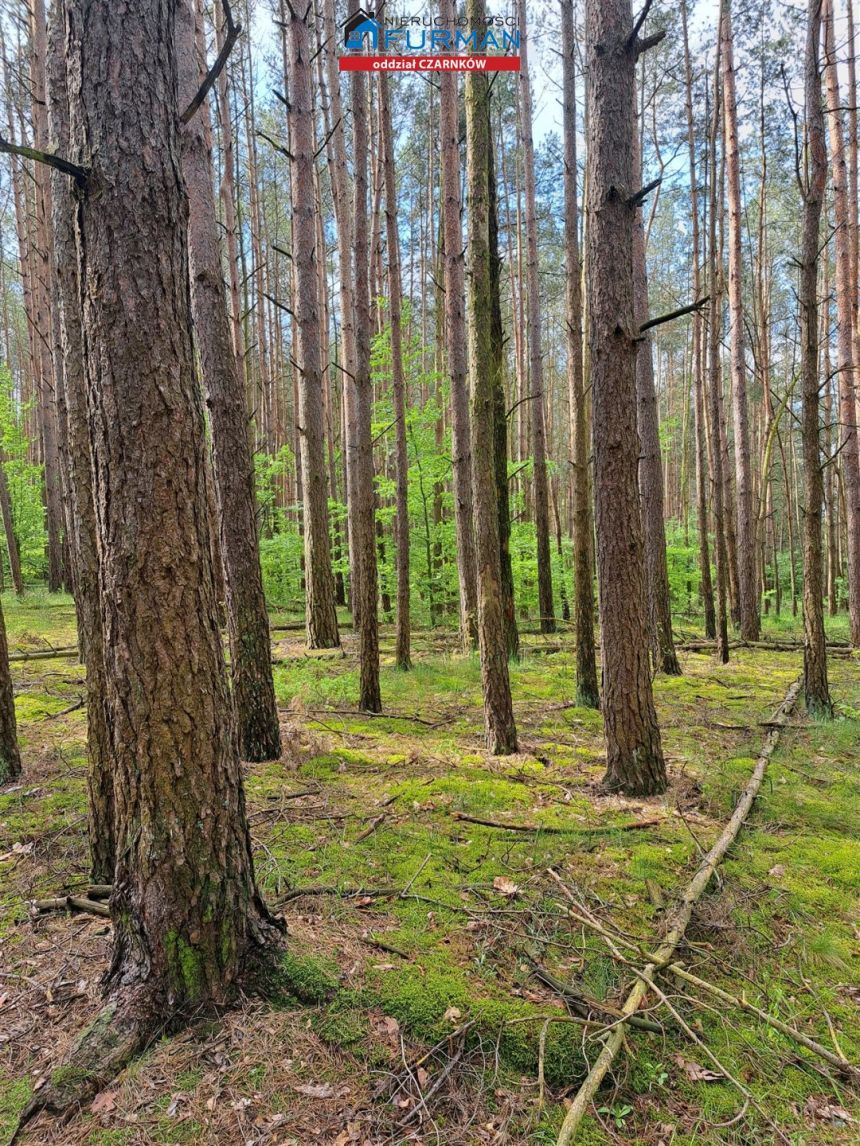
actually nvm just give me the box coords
[1,595,858,1143]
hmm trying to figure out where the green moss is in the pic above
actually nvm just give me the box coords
[0,1075,31,1140]
[164,932,205,1002]
[274,951,339,1004]
[313,1008,368,1048]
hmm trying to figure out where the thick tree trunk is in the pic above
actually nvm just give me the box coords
[0,596,20,784]
[561,0,599,709]
[282,4,341,653]
[823,0,860,646]
[633,103,680,676]
[585,0,666,796]
[178,0,283,760]
[66,0,281,1035]
[517,0,554,633]
[800,0,832,717]
[379,72,411,670]
[439,0,478,651]
[720,0,760,641]
[465,0,517,754]
[46,0,113,881]
[350,11,381,712]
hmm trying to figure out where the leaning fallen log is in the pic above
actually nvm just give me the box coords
[555,677,801,1146]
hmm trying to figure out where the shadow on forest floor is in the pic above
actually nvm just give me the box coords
[1,596,859,1144]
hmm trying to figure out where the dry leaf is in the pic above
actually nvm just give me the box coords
[294,1082,335,1099]
[443,1005,462,1022]
[768,864,786,878]
[673,1054,724,1082]
[90,1090,117,1115]
[492,876,519,898]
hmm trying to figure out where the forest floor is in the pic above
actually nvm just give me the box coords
[1,596,859,1145]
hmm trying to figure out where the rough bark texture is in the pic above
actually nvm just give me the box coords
[681,0,716,641]
[379,71,411,670]
[465,0,517,754]
[46,0,113,881]
[801,0,832,716]
[561,0,599,709]
[632,115,680,676]
[66,0,281,1021]
[585,0,666,795]
[720,0,760,641]
[517,0,554,634]
[0,595,20,783]
[0,460,23,597]
[823,0,860,647]
[284,4,341,652]
[439,0,478,652]
[350,14,381,712]
[178,0,283,761]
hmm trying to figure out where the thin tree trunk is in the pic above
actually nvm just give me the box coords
[517,0,554,633]
[178,0,283,760]
[0,594,20,784]
[823,0,860,646]
[585,0,666,795]
[633,83,680,676]
[350,6,381,712]
[379,72,411,669]
[561,0,599,709]
[282,2,340,652]
[465,0,517,754]
[681,0,716,640]
[720,0,759,641]
[439,0,478,650]
[800,0,832,716]
[46,0,113,879]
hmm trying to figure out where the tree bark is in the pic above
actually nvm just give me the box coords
[720,0,760,641]
[439,0,478,651]
[561,0,599,709]
[281,3,341,653]
[66,0,281,1027]
[0,595,20,784]
[349,5,381,712]
[633,89,680,677]
[46,0,114,880]
[800,0,832,717]
[465,0,517,754]
[585,0,666,795]
[516,0,554,633]
[177,0,283,761]
[379,71,411,670]
[823,0,860,646]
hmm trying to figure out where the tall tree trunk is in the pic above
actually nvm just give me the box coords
[46,0,113,880]
[439,0,478,650]
[720,0,760,641]
[350,5,381,712]
[465,0,517,754]
[681,0,716,641]
[561,0,599,709]
[800,0,832,716]
[178,0,283,760]
[585,0,666,795]
[823,0,860,646]
[707,52,731,663]
[517,0,554,633]
[0,595,20,784]
[0,459,23,597]
[633,88,681,676]
[379,71,411,669]
[36,0,284,1108]
[282,3,340,652]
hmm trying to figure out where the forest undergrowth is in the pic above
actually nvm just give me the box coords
[1,595,859,1145]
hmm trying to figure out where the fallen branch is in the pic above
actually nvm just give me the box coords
[531,963,664,1035]
[276,884,400,905]
[33,895,110,918]
[9,646,79,662]
[451,811,660,835]
[555,676,801,1146]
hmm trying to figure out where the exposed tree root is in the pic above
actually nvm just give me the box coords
[11,997,154,1143]
[554,676,801,1146]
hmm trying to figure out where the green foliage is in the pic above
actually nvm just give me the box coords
[0,365,47,585]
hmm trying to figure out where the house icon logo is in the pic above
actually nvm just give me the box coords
[343,8,381,50]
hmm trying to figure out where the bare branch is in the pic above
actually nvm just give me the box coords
[0,133,88,185]
[638,296,710,334]
[179,0,242,125]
